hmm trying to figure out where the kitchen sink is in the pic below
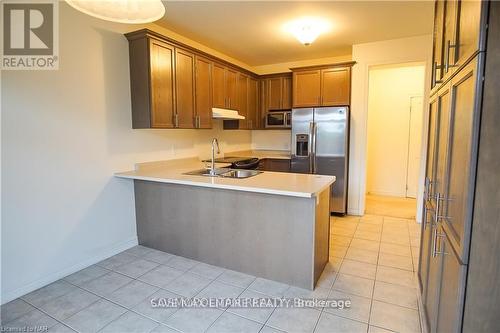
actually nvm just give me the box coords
[184,168,261,179]
[184,168,230,177]
[220,169,262,178]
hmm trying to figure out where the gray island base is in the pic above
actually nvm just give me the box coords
[133,179,330,290]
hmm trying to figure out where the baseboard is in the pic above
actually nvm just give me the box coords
[1,237,138,305]
[347,208,363,216]
[367,190,407,197]
[416,274,429,333]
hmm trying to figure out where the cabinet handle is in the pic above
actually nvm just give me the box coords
[433,62,443,86]
[445,40,457,73]
[435,193,453,222]
[174,114,179,128]
[432,228,448,257]
[228,97,231,108]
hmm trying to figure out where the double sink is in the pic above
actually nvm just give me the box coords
[184,168,261,179]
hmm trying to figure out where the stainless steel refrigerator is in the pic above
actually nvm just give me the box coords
[291,107,349,214]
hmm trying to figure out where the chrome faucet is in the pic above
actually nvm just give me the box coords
[210,138,220,176]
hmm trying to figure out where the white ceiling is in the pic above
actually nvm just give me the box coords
[157,1,434,66]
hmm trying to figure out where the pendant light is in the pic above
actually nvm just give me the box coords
[66,0,165,24]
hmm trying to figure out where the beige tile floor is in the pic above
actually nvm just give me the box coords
[365,194,417,220]
[1,214,422,333]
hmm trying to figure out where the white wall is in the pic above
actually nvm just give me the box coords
[252,130,291,151]
[349,35,433,220]
[366,64,426,197]
[0,4,252,304]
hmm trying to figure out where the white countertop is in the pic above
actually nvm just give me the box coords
[115,158,335,198]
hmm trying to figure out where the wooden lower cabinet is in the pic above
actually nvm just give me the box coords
[258,159,291,172]
[423,223,445,333]
[436,232,467,333]
[442,58,481,263]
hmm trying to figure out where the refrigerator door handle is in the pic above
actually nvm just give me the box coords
[312,122,317,173]
[309,122,314,173]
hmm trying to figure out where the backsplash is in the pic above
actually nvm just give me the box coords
[252,130,291,151]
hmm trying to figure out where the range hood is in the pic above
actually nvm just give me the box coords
[212,107,245,120]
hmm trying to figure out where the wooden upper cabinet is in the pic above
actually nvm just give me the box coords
[293,64,353,108]
[266,75,292,111]
[293,70,321,107]
[267,77,283,110]
[431,0,486,89]
[149,39,176,128]
[282,76,292,109]
[455,0,483,68]
[194,55,212,129]
[432,0,445,87]
[212,63,226,108]
[238,75,248,129]
[212,64,240,110]
[321,67,350,106]
[248,77,259,129]
[226,69,239,110]
[175,48,195,128]
[443,0,458,77]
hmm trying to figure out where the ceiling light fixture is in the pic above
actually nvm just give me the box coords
[284,18,331,46]
[65,0,165,24]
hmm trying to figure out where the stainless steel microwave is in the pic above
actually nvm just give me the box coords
[265,111,291,128]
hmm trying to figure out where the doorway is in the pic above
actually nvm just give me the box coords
[365,63,426,219]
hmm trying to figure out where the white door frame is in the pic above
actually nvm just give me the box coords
[356,60,431,223]
[406,95,424,198]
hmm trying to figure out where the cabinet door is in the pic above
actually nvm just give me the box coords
[427,97,440,203]
[423,222,445,333]
[435,84,451,199]
[238,74,248,129]
[419,96,439,295]
[195,56,212,129]
[175,48,195,128]
[442,58,480,263]
[435,230,467,333]
[212,63,226,108]
[293,70,321,107]
[226,69,239,110]
[149,39,175,128]
[443,0,458,77]
[454,1,483,74]
[282,76,292,110]
[432,0,445,87]
[267,77,283,110]
[248,77,259,129]
[320,67,350,106]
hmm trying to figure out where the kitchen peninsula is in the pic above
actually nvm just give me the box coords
[115,157,335,290]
